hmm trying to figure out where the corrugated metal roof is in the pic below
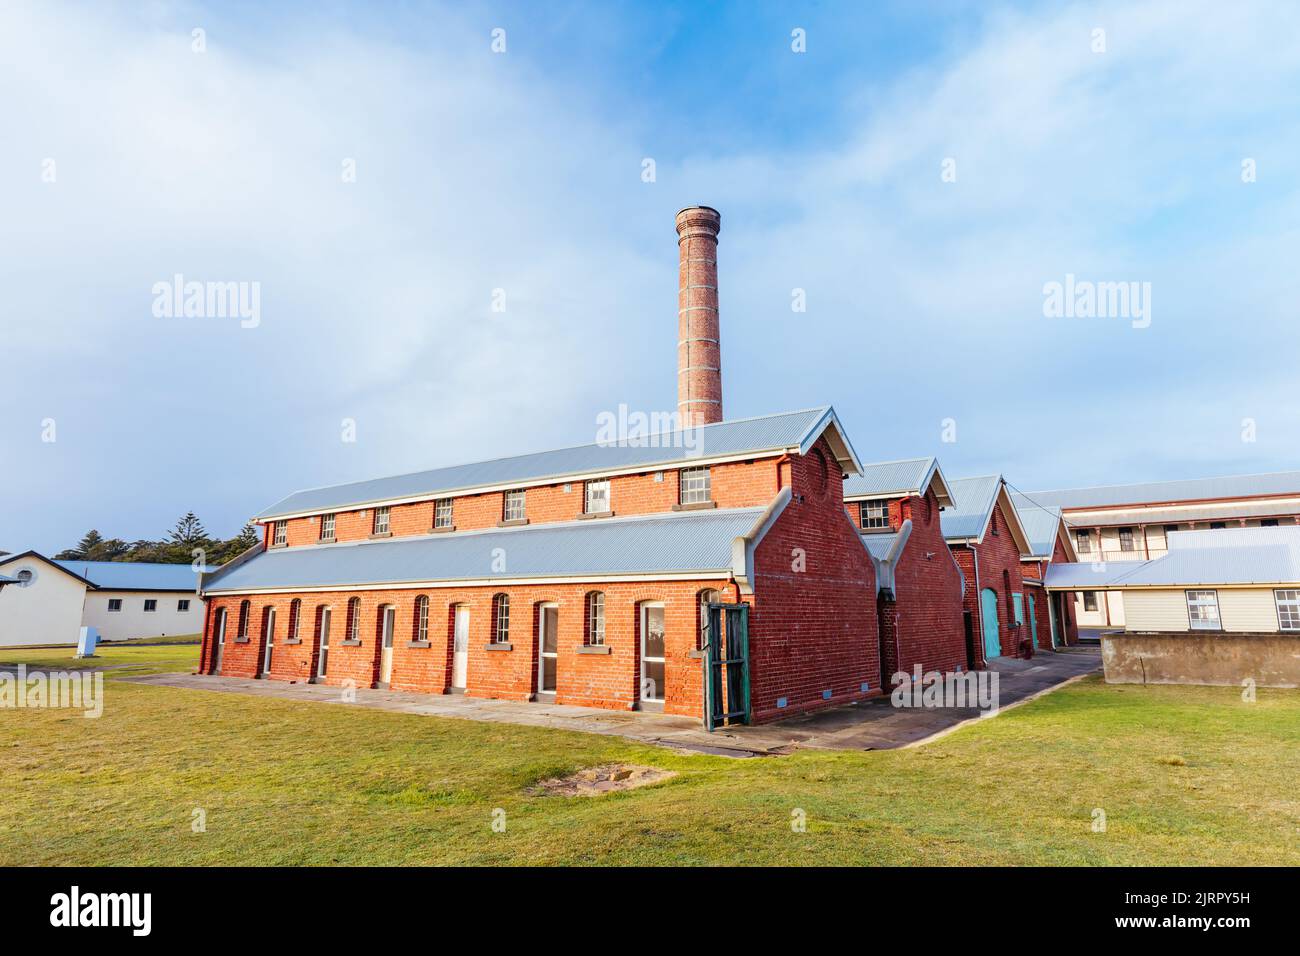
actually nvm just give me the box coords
[940,475,1002,541]
[843,458,934,499]
[204,507,763,593]
[54,560,205,592]
[1044,526,1300,588]
[1011,494,1064,558]
[1028,470,1300,511]
[256,407,849,520]
[859,531,899,561]
[1057,500,1300,527]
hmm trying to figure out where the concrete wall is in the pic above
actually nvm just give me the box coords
[1102,632,1300,688]
[82,590,205,641]
[0,558,87,647]
[1124,587,1286,633]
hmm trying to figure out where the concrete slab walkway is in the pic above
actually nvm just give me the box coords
[126,647,1100,757]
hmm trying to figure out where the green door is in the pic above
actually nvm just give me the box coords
[980,588,1001,660]
[1027,593,1038,649]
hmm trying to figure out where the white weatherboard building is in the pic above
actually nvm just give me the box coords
[1027,470,1300,629]
[0,552,206,647]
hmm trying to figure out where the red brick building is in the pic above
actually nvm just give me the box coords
[844,458,968,685]
[198,207,885,725]
[941,476,1035,667]
[1011,494,1081,649]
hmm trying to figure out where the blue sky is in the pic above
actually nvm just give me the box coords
[3,0,1300,553]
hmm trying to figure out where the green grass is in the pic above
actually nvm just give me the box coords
[3,643,1297,865]
[0,641,199,677]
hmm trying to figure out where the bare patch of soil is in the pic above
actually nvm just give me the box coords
[534,763,676,797]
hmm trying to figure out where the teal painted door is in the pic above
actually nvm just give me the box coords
[980,588,1001,660]
[1027,593,1038,649]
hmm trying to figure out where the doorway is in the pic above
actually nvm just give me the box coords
[260,607,276,677]
[640,602,666,705]
[451,605,469,691]
[378,605,396,687]
[316,606,331,680]
[212,608,227,674]
[537,603,558,696]
[980,588,1001,660]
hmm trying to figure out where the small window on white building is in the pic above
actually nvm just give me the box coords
[373,506,390,535]
[144,599,158,612]
[585,479,610,515]
[433,499,453,529]
[1274,590,1300,632]
[15,569,34,587]
[1082,591,1098,612]
[178,599,190,612]
[860,500,889,530]
[1186,590,1221,630]
[108,598,122,612]
[320,513,336,540]
[679,467,711,505]
[503,490,526,522]
[1076,531,1091,554]
[1118,527,1135,551]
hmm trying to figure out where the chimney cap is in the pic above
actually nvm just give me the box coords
[675,205,721,236]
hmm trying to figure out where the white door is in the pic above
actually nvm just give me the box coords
[537,603,558,694]
[379,606,396,685]
[317,607,331,679]
[640,602,666,703]
[261,608,276,676]
[452,605,469,690]
[213,609,226,674]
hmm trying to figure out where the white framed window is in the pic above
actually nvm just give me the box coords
[504,489,526,522]
[287,599,301,640]
[108,598,122,612]
[237,600,251,638]
[679,467,711,505]
[697,588,720,650]
[320,513,336,540]
[585,479,610,514]
[1118,527,1135,551]
[372,506,390,535]
[1186,590,1221,631]
[177,599,190,612]
[433,499,453,529]
[1275,589,1300,632]
[1075,531,1091,553]
[860,499,889,530]
[144,599,157,612]
[493,593,511,644]
[347,597,361,641]
[585,591,605,646]
[272,520,287,546]
[415,595,430,641]
[1082,591,1098,612]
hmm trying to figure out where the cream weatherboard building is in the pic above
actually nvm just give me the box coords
[1043,526,1300,687]
[0,552,206,647]
[1026,470,1300,628]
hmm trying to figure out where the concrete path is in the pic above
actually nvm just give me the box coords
[126,648,1100,757]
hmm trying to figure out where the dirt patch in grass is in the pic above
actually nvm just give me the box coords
[534,763,676,797]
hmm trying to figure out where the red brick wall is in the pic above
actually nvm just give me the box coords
[748,438,880,723]
[886,487,967,678]
[200,579,726,716]
[269,457,782,547]
[948,497,1029,664]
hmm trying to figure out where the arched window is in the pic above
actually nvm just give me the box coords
[492,594,510,644]
[288,599,302,641]
[414,595,429,642]
[237,600,251,638]
[584,591,605,646]
[697,589,721,649]
[346,597,361,641]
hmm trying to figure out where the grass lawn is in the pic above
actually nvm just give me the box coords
[4,643,1298,865]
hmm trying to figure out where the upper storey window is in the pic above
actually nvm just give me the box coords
[679,467,711,506]
[373,506,390,535]
[859,500,888,530]
[504,490,526,523]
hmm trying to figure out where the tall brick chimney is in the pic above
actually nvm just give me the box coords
[675,205,723,426]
